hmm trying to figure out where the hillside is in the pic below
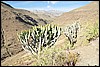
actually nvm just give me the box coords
[1,1,54,61]
[1,1,99,66]
[52,1,99,27]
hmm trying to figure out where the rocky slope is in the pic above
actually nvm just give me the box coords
[1,1,54,61]
[52,1,99,27]
[1,1,99,64]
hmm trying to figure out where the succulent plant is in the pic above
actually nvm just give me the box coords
[18,24,62,55]
[64,22,80,46]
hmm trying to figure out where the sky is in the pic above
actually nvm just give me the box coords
[3,1,92,12]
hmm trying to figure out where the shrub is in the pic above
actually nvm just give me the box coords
[66,51,79,66]
[86,21,99,41]
[32,46,67,66]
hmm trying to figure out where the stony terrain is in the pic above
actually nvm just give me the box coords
[1,1,99,66]
[1,35,99,66]
[1,1,56,61]
[70,37,99,66]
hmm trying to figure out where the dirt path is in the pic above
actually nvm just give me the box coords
[71,37,99,66]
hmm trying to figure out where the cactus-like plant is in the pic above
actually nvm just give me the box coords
[18,24,61,55]
[18,24,62,65]
[64,22,80,47]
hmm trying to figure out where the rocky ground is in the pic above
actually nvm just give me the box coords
[1,36,99,66]
[70,37,99,66]
[1,1,99,66]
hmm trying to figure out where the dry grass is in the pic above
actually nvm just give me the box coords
[1,1,99,66]
[66,51,79,66]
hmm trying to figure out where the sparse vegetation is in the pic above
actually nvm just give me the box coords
[66,51,79,66]
[1,1,99,66]
[32,45,79,66]
[32,46,67,66]
[18,23,81,66]
[86,21,99,42]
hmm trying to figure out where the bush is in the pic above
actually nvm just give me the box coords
[86,21,99,41]
[32,46,67,66]
[66,51,79,66]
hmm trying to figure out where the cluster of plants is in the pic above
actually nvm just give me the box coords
[32,45,79,66]
[32,46,67,66]
[18,24,61,55]
[18,22,80,66]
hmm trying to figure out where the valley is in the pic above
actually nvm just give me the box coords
[1,1,99,66]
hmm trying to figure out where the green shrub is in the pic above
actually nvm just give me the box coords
[32,46,67,66]
[86,21,99,41]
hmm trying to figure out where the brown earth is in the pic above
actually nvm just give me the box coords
[66,37,99,66]
[52,1,99,28]
[1,34,99,66]
[1,1,99,66]
[1,1,54,61]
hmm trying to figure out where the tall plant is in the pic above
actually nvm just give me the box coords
[18,24,61,55]
[63,22,80,47]
[18,24,61,65]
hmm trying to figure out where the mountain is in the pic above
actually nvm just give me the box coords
[1,1,54,61]
[33,10,64,18]
[52,1,99,27]
[1,1,99,62]
[47,10,64,16]
[1,1,99,66]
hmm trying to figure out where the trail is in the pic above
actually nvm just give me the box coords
[70,37,99,66]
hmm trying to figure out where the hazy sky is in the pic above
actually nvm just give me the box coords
[3,1,92,12]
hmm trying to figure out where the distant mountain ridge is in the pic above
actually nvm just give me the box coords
[33,10,64,18]
[1,1,99,62]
